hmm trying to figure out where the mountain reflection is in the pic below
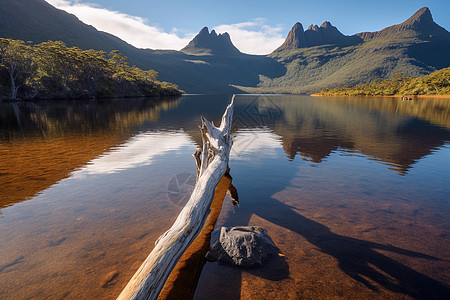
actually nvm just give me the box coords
[0,98,181,140]
[232,95,450,174]
[1,95,449,209]
[0,97,182,208]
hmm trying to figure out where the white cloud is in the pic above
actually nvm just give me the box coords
[45,1,285,54]
[45,0,193,50]
[214,19,285,55]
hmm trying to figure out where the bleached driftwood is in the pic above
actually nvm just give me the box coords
[117,96,235,300]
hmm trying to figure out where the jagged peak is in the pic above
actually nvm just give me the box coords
[194,27,230,39]
[293,22,304,29]
[275,22,306,51]
[404,7,433,26]
[397,7,447,34]
[276,19,360,51]
[358,7,448,40]
[307,24,320,31]
[199,27,209,35]
[398,7,441,33]
[320,21,332,28]
[181,26,240,55]
[289,22,305,35]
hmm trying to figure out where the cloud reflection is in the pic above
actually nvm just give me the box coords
[72,131,193,178]
[231,129,282,159]
[70,127,283,179]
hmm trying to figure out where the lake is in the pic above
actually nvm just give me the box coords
[0,95,449,299]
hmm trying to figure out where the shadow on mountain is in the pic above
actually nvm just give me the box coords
[135,50,287,94]
[408,37,450,70]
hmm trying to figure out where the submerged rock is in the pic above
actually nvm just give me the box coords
[206,226,279,268]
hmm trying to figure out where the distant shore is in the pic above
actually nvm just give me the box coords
[310,94,450,99]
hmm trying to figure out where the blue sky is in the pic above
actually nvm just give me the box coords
[46,0,450,54]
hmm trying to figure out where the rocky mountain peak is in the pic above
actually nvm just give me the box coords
[293,22,303,29]
[276,20,356,51]
[198,26,209,35]
[307,25,320,31]
[399,6,448,35]
[320,21,332,28]
[275,22,306,51]
[288,22,306,36]
[357,7,448,40]
[404,7,433,26]
[181,26,241,55]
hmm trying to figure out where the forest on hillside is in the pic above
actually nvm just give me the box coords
[318,67,450,96]
[0,38,181,100]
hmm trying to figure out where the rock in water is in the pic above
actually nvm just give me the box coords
[206,226,279,268]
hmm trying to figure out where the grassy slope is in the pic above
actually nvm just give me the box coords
[236,31,444,94]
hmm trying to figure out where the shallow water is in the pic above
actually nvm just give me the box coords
[0,95,449,299]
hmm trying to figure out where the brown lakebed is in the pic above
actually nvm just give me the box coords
[0,95,449,299]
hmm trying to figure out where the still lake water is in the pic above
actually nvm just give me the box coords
[0,95,449,299]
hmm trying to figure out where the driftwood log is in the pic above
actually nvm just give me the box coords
[117,96,235,300]
[159,171,234,299]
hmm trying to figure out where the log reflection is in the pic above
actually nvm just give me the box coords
[159,171,237,300]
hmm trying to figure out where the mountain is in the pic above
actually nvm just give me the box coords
[0,0,284,94]
[275,21,360,51]
[357,7,448,40]
[238,7,450,94]
[181,27,241,55]
[0,2,449,94]
[0,0,135,53]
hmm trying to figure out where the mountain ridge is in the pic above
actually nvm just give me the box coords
[242,6,450,94]
[0,2,449,94]
[356,7,448,40]
[0,0,284,94]
[275,20,360,51]
[0,0,137,53]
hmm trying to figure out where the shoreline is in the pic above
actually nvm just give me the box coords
[310,94,450,99]
[0,93,182,103]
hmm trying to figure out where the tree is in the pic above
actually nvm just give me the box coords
[0,38,180,100]
[33,41,79,91]
[78,49,109,96]
[0,38,34,99]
